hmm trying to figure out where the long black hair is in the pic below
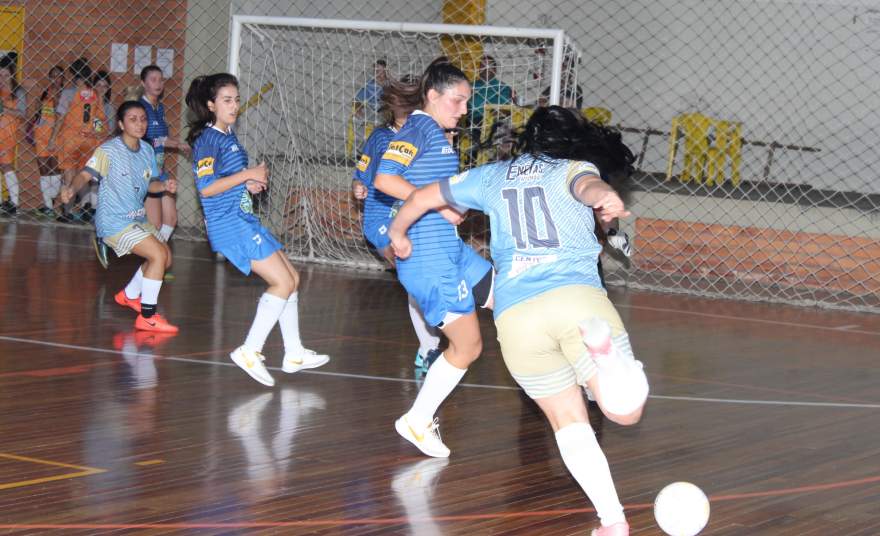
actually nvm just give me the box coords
[515,106,634,179]
[381,57,469,111]
[185,73,238,147]
[0,53,20,93]
[115,100,147,136]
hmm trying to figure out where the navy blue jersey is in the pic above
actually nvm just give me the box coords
[192,126,259,252]
[140,96,169,180]
[353,126,397,248]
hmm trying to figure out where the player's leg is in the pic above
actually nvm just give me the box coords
[144,195,162,229]
[395,309,481,458]
[409,294,441,368]
[274,251,329,373]
[127,229,177,333]
[158,192,177,280]
[497,290,628,535]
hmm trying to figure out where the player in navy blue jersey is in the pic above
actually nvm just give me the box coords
[351,76,441,369]
[185,73,329,387]
[388,106,646,536]
[140,65,190,279]
[374,58,494,458]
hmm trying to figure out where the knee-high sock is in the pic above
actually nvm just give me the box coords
[244,292,287,353]
[4,171,19,206]
[555,422,626,527]
[125,267,145,299]
[408,354,466,425]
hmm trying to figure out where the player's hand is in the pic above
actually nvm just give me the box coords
[389,231,412,259]
[245,180,266,194]
[606,229,633,257]
[351,180,367,200]
[592,191,630,223]
[59,186,74,204]
[164,178,178,195]
[439,206,465,225]
[250,161,268,184]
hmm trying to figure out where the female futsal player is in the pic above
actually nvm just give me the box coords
[351,75,441,369]
[185,73,329,388]
[388,106,648,536]
[374,58,494,458]
[60,101,178,333]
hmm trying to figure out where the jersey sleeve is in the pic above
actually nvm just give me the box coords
[194,140,222,193]
[440,167,487,213]
[352,134,378,184]
[377,124,426,177]
[83,147,111,182]
[566,160,602,199]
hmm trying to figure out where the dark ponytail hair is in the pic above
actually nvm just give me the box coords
[378,74,418,127]
[115,100,147,136]
[515,106,635,179]
[382,57,469,111]
[185,73,238,147]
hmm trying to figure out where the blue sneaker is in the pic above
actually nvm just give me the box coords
[92,233,110,269]
[416,348,442,369]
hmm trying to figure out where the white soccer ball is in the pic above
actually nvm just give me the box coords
[654,482,710,536]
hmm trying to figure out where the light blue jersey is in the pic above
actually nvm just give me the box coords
[441,154,604,317]
[353,126,397,249]
[84,137,159,238]
[378,110,491,326]
[192,125,281,274]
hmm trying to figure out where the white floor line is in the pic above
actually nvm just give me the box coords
[2,335,878,410]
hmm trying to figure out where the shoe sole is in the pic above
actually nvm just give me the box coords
[230,351,275,387]
[394,417,449,458]
[282,355,329,374]
[135,322,179,334]
[93,239,109,269]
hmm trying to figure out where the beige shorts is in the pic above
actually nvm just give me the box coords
[495,284,627,400]
[104,222,162,257]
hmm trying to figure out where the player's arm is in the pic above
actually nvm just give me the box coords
[387,182,446,259]
[146,147,177,194]
[570,166,630,223]
[199,164,266,197]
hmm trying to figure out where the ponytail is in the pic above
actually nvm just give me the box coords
[185,73,238,147]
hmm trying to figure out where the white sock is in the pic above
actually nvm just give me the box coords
[159,224,174,242]
[140,277,163,307]
[555,422,626,527]
[408,294,440,356]
[408,354,466,425]
[244,292,287,353]
[4,171,19,206]
[125,267,145,299]
[39,176,53,207]
[278,292,303,353]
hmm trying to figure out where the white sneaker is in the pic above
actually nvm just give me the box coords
[230,346,275,387]
[395,414,450,458]
[281,347,330,373]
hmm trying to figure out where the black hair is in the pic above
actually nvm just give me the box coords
[0,53,20,92]
[69,57,92,85]
[515,106,634,179]
[115,100,147,136]
[185,73,238,147]
[378,74,418,127]
[376,59,387,67]
[93,70,112,103]
[140,64,163,81]
[382,56,469,111]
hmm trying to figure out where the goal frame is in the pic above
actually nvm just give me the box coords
[228,15,570,106]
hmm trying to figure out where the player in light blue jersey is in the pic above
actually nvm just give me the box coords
[61,101,178,333]
[388,107,648,536]
[186,73,329,387]
[351,78,441,369]
[374,58,494,458]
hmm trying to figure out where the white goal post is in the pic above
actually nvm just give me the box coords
[227,16,582,269]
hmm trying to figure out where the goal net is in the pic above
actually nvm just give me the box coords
[229,16,581,269]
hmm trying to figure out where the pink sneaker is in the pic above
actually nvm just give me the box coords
[592,521,629,536]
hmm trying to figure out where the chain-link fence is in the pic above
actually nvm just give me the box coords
[2,0,878,312]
